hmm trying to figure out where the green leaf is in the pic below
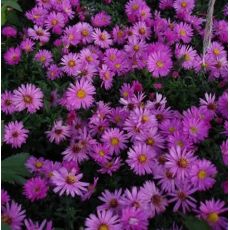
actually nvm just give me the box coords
[3,0,22,12]
[1,6,7,25]
[183,216,211,230]
[1,222,11,230]
[2,153,30,184]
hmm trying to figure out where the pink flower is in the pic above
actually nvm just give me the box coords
[190,159,217,191]
[28,25,50,43]
[45,11,65,33]
[173,0,195,14]
[139,181,168,218]
[20,39,35,53]
[168,181,197,213]
[34,49,53,67]
[4,121,29,148]
[221,140,228,166]
[198,199,227,230]
[1,189,10,206]
[52,167,89,197]
[147,51,172,77]
[102,128,128,154]
[61,52,79,76]
[23,177,49,202]
[4,47,21,65]
[46,120,70,144]
[98,189,123,214]
[2,26,17,38]
[85,210,121,230]
[81,177,99,201]
[120,207,149,230]
[165,146,196,180]
[1,91,16,115]
[174,22,193,43]
[24,219,53,230]
[126,143,156,175]
[2,201,26,230]
[65,78,95,109]
[91,11,111,27]
[92,28,113,48]
[13,83,43,113]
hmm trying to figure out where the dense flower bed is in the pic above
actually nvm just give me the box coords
[1,0,228,229]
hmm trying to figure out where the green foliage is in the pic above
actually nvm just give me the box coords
[2,153,30,184]
[1,0,22,26]
[1,222,11,230]
[183,216,211,230]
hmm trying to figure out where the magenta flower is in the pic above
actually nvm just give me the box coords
[61,52,79,76]
[2,26,17,38]
[1,90,16,115]
[4,121,29,148]
[46,120,70,144]
[24,219,53,230]
[139,181,168,218]
[91,11,111,27]
[120,207,149,230]
[165,146,196,180]
[34,49,53,67]
[2,201,26,230]
[65,78,95,110]
[126,143,156,175]
[174,22,193,43]
[98,189,123,214]
[81,177,99,201]
[102,128,128,154]
[20,39,35,53]
[190,159,217,191]
[13,83,43,113]
[221,140,228,166]
[23,177,49,202]
[147,51,172,77]
[169,181,197,213]
[92,28,113,48]
[198,199,227,230]
[4,47,21,65]
[52,167,89,197]
[85,209,121,230]
[1,189,10,206]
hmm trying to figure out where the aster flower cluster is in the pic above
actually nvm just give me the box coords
[2,0,227,229]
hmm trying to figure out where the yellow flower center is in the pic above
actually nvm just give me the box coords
[117,31,123,38]
[111,137,119,145]
[123,91,128,97]
[115,63,121,69]
[156,60,164,68]
[138,154,147,163]
[213,48,220,55]
[184,53,190,61]
[133,45,140,51]
[109,54,116,61]
[176,140,184,148]
[190,126,198,134]
[132,4,139,10]
[198,170,207,179]
[99,150,105,156]
[207,212,219,223]
[177,158,188,168]
[23,95,33,104]
[35,161,43,169]
[146,137,155,146]
[139,28,146,35]
[76,89,86,99]
[104,71,110,80]
[51,19,58,26]
[179,29,186,36]
[68,60,76,67]
[181,1,187,7]
[99,33,106,41]
[169,127,176,133]
[40,56,46,62]
[109,198,118,207]
[141,115,149,123]
[98,224,109,230]
[86,56,93,62]
[81,29,89,37]
[65,175,76,184]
